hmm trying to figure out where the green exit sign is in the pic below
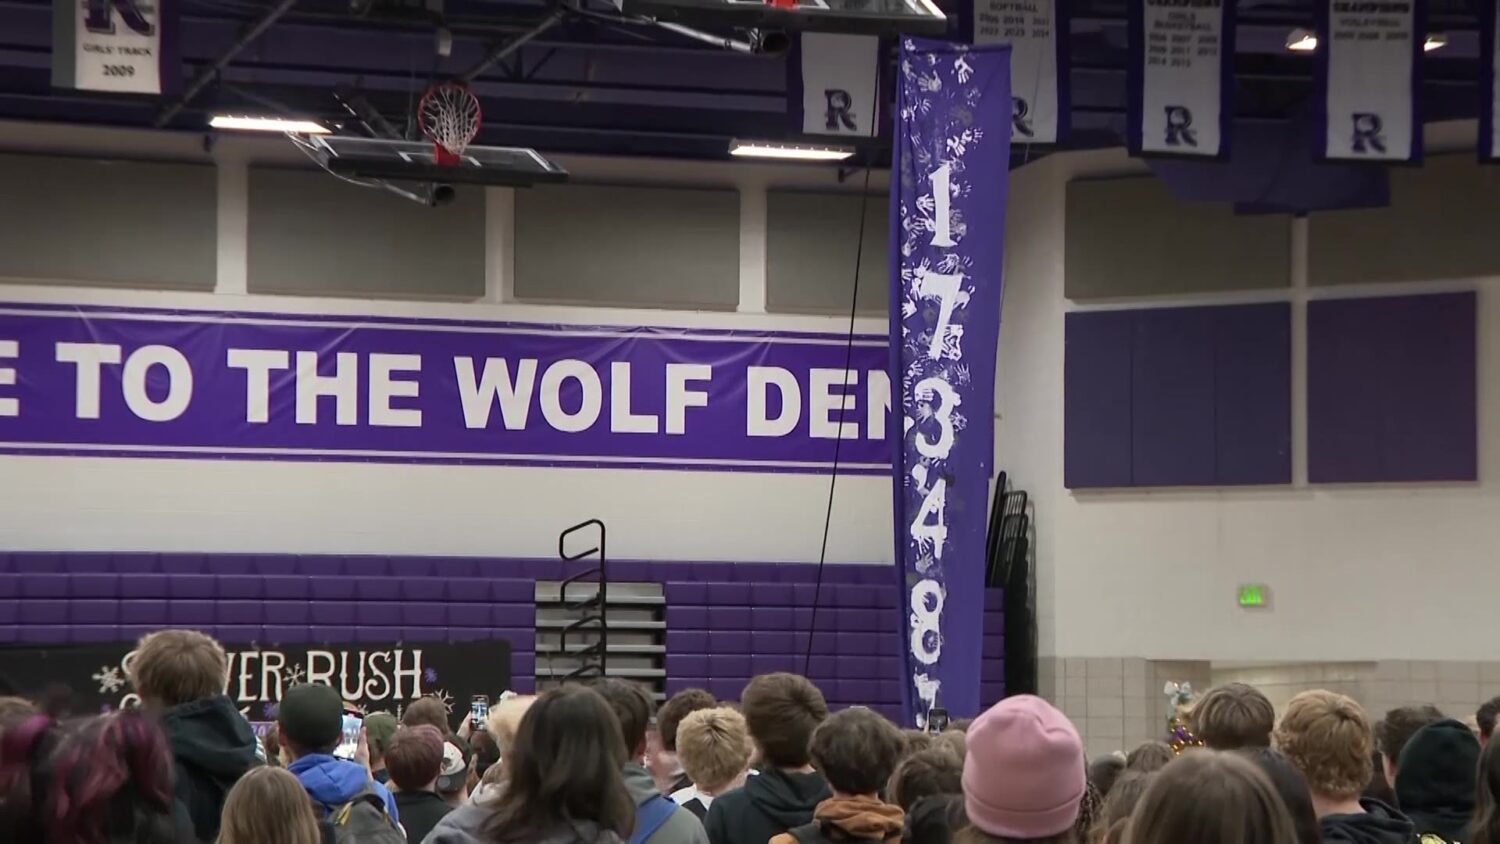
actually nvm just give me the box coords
[1238,584,1270,608]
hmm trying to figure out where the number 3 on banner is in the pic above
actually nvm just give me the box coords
[913,377,956,460]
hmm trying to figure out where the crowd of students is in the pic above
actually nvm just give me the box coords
[4,630,1500,844]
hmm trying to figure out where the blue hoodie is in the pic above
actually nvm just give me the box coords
[288,753,400,824]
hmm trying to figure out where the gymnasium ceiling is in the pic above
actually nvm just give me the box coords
[0,0,1487,163]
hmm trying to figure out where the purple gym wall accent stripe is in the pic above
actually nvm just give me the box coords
[1064,303,1292,489]
[0,553,1006,715]
[1308,292,1477,483]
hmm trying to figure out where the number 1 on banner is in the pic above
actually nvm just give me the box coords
[929,165,955,247]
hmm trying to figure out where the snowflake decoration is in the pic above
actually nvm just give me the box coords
[262,702,278,718]
[93,665,125,694]
[431,689,455,714]
[282,664,306,686]
[423,667,439,686]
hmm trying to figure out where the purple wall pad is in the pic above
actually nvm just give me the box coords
[1065,303,1292,488]
[1308,292,1478,483]
[0,553,1003,717]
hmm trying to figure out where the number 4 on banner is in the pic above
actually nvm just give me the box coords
[911,476,948,559]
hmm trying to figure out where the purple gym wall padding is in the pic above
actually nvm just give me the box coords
[1065,303,1292,489]
[0,553,1004,716]
[1308,292,1477,483]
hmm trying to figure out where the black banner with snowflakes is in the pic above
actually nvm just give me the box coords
[0,639,512,728]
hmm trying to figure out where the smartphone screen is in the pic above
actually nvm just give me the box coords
[333,712,362,759]
[926,707,950,734]
[471,695,490,728]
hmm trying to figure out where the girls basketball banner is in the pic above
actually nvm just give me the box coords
[1481,0,1500,160]
[971,0,1066,144]
[1315,0,1423,162]
[1127,0,1234,158]
[0,302,890,474]
[890,38,1010,726]
[52,0,180,95]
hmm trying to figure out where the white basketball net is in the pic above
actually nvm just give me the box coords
[419,82,482,160]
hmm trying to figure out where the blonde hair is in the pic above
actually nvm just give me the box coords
[486,694,537,751]
[128,629,228,706]
[676,707,754,792]
[1274,690,1372,798]
[218,767,322,844]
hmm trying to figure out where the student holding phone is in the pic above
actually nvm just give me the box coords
[276,684,401,839]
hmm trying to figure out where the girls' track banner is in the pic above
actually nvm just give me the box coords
[890,38,1010,727]
[1127,0,1235,158]
[0,303,890,474]
[1315,0,1423,162]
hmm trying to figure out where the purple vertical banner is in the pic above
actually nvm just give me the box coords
[890,38,1011,726]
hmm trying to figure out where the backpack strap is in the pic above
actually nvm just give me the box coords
[329,784,392,827]
[629,795,679,844]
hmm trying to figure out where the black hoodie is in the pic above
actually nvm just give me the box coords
[704,768,832,844]
[160,694,262,842]
[1320,798,1418,844]
[1395,719,1480,843]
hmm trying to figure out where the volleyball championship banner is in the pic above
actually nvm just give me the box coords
[0,303,890,474]
[791,32,881,137]
[52,0,180,95]
[1481,0,1500,160]
[890,38,1010,726]
[1127,0,1234,158]
[1314,0,1423,162]
[970,0,1066,144]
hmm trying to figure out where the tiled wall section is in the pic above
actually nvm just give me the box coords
[0,553,1003,721]
[1043,658,1500,755]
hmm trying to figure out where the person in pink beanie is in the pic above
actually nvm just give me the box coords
[957,696,1086,844]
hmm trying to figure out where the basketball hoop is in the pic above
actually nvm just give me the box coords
[418,82,482,166]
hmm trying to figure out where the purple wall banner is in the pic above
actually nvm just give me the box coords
[1127,0,1234,158]
[0,303,891,473]
[890,38,1011,726]
[1314,0,1423,162]
[1482,0,1499,161]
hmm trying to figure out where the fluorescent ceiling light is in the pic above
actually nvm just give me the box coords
[1285,29,1445,53]
[729,140,854,161]
[210,114,330,134]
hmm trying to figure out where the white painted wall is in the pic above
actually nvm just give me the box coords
[998,123,1500,664]
[0,122,891,564]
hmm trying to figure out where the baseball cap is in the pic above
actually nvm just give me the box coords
[365,712,399,756]
[277,684,343,751]
[435,740,467,794]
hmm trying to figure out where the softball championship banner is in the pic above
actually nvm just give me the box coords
[1315,0,1423,162]
[791,32,881,138]
[1128,0,1234,158]
[890,38,1010,726]
[1481,0,1500,161]
[0,303,890,474]
[0,639,510,727]
[971,0,1066,144]
[52,0,179,94]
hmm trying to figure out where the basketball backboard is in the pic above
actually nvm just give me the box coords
[615,0,946,36]
[310,136,569,187]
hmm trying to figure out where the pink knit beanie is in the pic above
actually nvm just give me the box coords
[962,695,1085,839]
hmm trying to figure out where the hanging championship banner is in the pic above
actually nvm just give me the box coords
[1314,0,1423,162]
[52,0,179,95]
[971,0,1067,144]
[890,38,1011,726]
[790,33,881,137]
[1481,0,1499,160]
[1127,0,1235,158]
